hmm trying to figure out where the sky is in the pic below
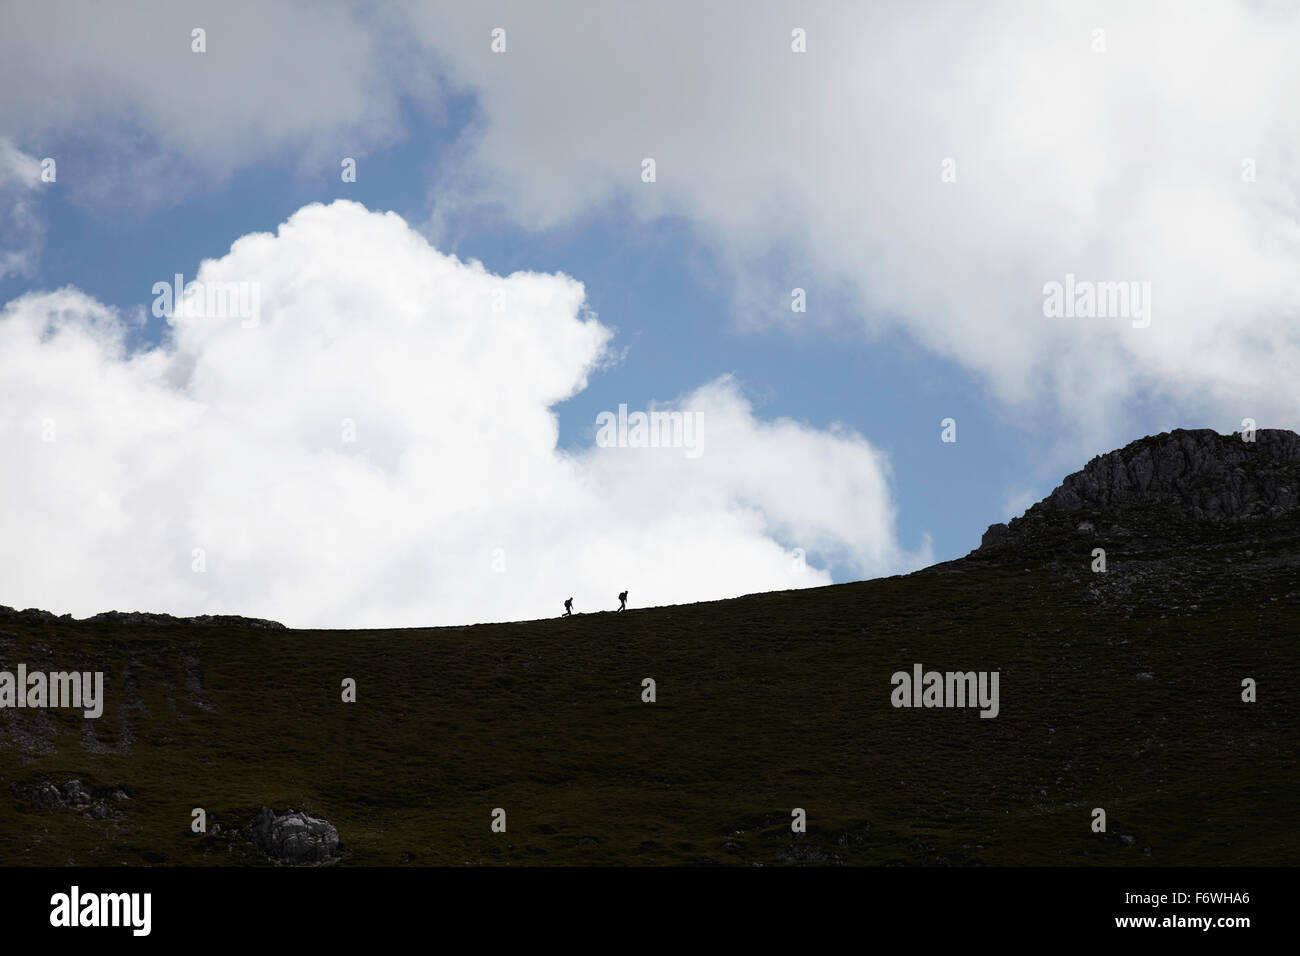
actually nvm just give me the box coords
[1,0,1297,627]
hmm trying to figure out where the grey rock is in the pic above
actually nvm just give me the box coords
[0,605,284,629]
[82,610,285,629]
[1037,429,1300,520]
[62,780,91,807]
[248,807,339,865]
[12,779,125,822]
[980,522,1009,549]
[975,429,1300,560]
[185,614,286,629]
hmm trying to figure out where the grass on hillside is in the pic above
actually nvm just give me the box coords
[1,550,1295,866]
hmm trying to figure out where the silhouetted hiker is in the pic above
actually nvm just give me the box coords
[618,590,628,612]
[563,597,574,617]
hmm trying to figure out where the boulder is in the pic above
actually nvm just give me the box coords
[249,807,339,865]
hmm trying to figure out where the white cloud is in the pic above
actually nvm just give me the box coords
[5,2,1296,455]
[0,137,45,279]
[0,201,923,627]
[0,1,434,205]
[0,138,40,186]
[406,0,1300,451]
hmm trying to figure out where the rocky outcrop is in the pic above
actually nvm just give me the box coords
[0,607,71,623]
[980,522,1009,548]
[11,778,130,821]
[83,611,286,629]
[0,607,285,628]
[977,428,1300,554]
[246,808,340,865]
[1033,428,1300,520]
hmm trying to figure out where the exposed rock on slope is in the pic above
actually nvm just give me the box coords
[0,607,284,629]
[977,428,1300,557]
[246,808,340,865]
[11,778,130,821]
[964,428,1300,616]
[1033,428,1299,520]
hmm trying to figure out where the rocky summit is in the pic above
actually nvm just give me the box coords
[976,428,1300,557]
[1034,428,1299,519]
[964,428,1300,620]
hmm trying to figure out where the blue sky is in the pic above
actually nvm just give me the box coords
[1,1,1295,627]
[2,96,1026,576]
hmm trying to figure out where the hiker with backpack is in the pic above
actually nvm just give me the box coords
[617,590,628,612]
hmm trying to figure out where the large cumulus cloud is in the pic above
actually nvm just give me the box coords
[0,201,922,626]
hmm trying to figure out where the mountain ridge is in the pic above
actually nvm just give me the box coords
[977,427,1300,556]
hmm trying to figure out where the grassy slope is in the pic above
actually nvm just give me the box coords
[0,546,1295,866]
